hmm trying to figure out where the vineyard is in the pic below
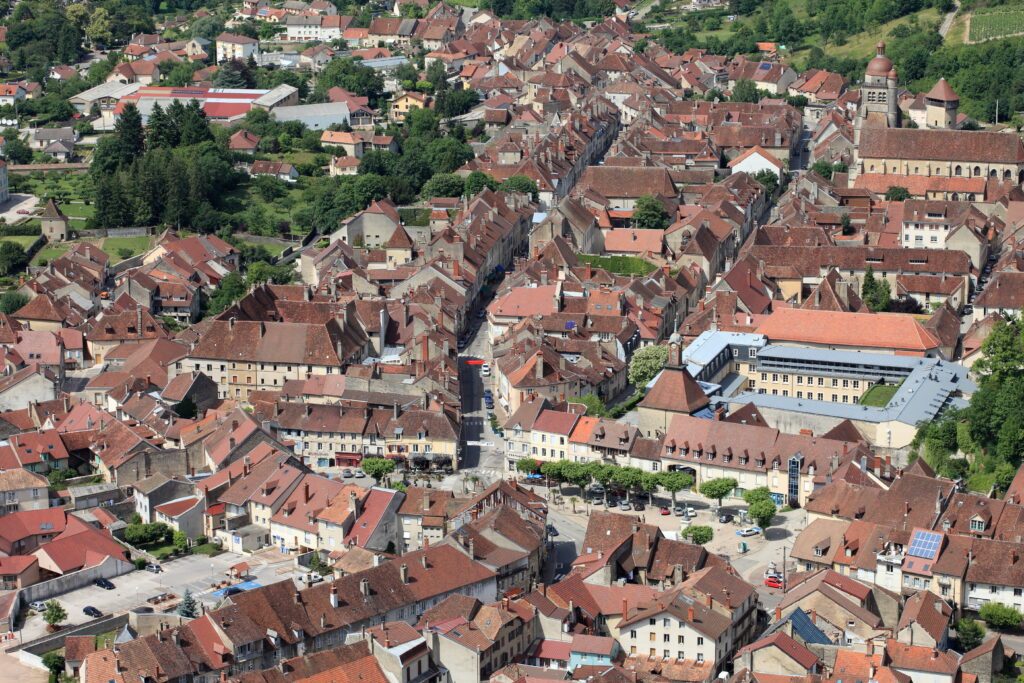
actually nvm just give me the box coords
[969,6,1024,42]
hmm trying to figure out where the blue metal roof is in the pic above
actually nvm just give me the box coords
[787,608,833,645]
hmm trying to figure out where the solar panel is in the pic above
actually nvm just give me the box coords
[908,530,942,559]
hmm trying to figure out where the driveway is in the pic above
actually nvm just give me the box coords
[0,195,39,225]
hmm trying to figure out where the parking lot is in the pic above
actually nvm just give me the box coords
[18,552,308,642]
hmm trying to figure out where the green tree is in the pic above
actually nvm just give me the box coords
[43,600,67,628]
[885,186,910,201]
[0,242,28,276]
[657,471,693,506]
[421,173,465,198]
[628,344,669,388]
[748,499,777,528]
[699,477,737,507]
[177,589,199,618]
[115,102,145,165]
[681,525,714,544]
[316,58,385,106]
[173,530,189,553]
[0,291,28,314]
[632,194,669,229]
[612,467,645,501]
[516,457,540,474]
[215,59,255,89]
[731,79,761,103]
[995,462,1018,495]
[47,468,73,488]
[3,135,32,164]
[465,171,498,195]
[956,618,985,651]
[41,652,64,679]
[974,320,1024,384]
[207,272,247,314]
[862,265,891,312]
[361,457,396,483]
[979,602,1023,630]
[541,460,567,493]
[576,393,609,417]
[498,175,539,201]
[743,487,773,505]
[753,169,779,196]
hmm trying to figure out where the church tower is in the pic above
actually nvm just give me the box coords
[852,42,899,181]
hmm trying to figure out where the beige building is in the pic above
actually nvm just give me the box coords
[0,469,48,515]
[398,487,456,552]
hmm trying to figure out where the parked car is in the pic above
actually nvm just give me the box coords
[145,563,162,573]
[475,310,486,319]
[83,606,102,618]
[736,526,763,537]
[354,469,365,478]
[963,305,973,315]
[618,500,631,511]
[29,601,46,612]
[525,473,544,481]
[94,578,115,590]
[16,209,29,215]
[718,513,734,524]
[342,468,354,478]
[222,586,244,596]
[673,505,685,516]
[481,363,491,377]
[546,525,559,537]
[659,507,671,515]
[632,501,645,511]
[763,576,784,589]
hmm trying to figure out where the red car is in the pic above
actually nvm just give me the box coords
[764,576,784,589]
[659,507,670,515]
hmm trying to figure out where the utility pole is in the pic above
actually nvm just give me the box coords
[782,545,787,589]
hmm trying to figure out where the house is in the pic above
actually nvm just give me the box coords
[133,474,196,523]
[0,366,59,412]
[0,469,49,515]
[31,127,76,152]
[735,632,821,676]
[729,145,786,180]
[154,496,205,538]
[249,160,299,182]
[0,84,26,107]
[216,33,260,63]
[228,129,261,154]
[391,91,431,122]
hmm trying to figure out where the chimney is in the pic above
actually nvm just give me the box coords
[421,553,429,569]
[360,578,370,596]
[400,563,409,583]
[705,593,712,608]
[809,609,817,624]
[305,482,311,503]
[774,605,781,621]
[534,350,544,380]
[622,598,628,617]
[330,584,339,608]
[421,492,431,512]
[349,490,359,516]
[294,590,302,604]
[687,606,695,622]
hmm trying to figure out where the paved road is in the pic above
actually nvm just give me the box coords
[939,1,960,38]
[0,195,39,225]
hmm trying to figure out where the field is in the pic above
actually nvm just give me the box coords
[32,243,69,265]
[101,236,153,261]
[859,382,900,407]
[58,202,96,219]
[968,6,1024,42]
[0,235,39,249]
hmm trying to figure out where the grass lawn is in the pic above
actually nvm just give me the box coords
[94,629,119,650]
[860,382,901,407]
[101,236,153,262]
[966,470,996,493]
[58,203,95,219]
[577,253,658,276]
[968,6,1024,42]
[0,235,39,249]
[32,243,69,265]
[193,543,222,556]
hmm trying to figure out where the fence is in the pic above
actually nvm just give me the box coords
[12,613,129,656]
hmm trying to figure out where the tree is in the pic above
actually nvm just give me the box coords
[361,457,396,483]
[974,319,1024,384]
[657,471,693,506]
[743,487,773,505]
[632,194,669,229]
[207,272,247,314]
[576,393,609,417]
[995,462,1018,495]
[612,467,645,501]
[178,589,199,618]
[465,171,498,195]
[681,525,714,544]
[3,135,32,164]
[699,477,737,507]
[748,499,777,528]
[173,530,189,553]
[215,59,255,89]
[541,461,567,493]
[43,600,67,629]
[731,79,761,103]
[115,103,145,165]
[979,602,1023,630]
[421,173,465,198]
[629,344,669,388]
[861,265,891,312]
[47,468,73,488]
[498,175,539,201]
[516,457,540,473]
[885,186,910,201]
[753,169,779,197]
[956,618,985,651]
[41,652,64,679]
[0,291,28,314]
[0,242,28,276]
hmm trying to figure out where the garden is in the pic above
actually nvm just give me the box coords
[968,6,1024,42]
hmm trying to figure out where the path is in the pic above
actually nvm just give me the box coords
[939,1,959,38]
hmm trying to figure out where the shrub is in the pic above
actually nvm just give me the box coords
[979,602,1022,630]
[681,525,714,545]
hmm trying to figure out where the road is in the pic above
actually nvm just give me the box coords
[0,195,39,225]
[939,1,959,38]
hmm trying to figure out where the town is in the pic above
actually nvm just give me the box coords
[0,0,1020,681]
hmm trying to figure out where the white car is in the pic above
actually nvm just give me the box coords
[29,601,46,612]
[481,363,491,377]
[736,526,763,537]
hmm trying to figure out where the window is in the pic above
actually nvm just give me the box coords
[697,637,704,645]
[663,634,671,642]
[991,585,999,594]
[649,618,656,626]
[970,519,985,532]
[796,376,803,385]
[663,618,670,627]
[677,636,685,644]
[678,651,685,659]
[696,654,704,663]
[630,630,637,639]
